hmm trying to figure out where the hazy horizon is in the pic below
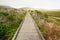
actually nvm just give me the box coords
[0,0,60,9]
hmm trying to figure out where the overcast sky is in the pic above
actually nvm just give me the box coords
[0,0,60,9]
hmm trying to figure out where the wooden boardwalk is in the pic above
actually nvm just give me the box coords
[16,13,43,40]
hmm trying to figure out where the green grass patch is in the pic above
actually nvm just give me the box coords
[55,18,60,25]
[37,23,45,33]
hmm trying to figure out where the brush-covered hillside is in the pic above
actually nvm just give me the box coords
[0,6,26,40]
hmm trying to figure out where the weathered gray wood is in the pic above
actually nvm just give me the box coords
[16,13,45,40]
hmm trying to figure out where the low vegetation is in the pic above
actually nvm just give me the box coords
[43,10,60,17]
[0,9,26,40]
[30,10,60,40]
[30,10,45,33]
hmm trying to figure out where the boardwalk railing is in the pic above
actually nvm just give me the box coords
[32,16,45,40]
[12,15,26,40]
[12,13,45,40]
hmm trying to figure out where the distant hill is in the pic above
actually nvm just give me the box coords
[0,5,13,9]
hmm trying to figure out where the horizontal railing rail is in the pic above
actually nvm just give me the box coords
[31,15,45,40]
[12,14,26,40]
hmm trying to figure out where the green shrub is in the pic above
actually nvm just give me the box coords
[37,24,45,32]
[0,24,7,38]
[0,11,26,40]
[55,19,60,25]
[0,12,9,16]
[7,15,14,21]
[44,14,48,18]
